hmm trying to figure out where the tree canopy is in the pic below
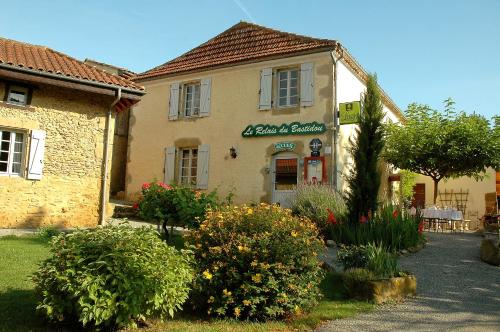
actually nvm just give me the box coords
[384,99,500,203]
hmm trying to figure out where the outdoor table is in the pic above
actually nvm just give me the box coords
[421,207,464,232]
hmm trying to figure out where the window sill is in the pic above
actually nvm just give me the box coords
[0,101,33,111]
[0,173,24,178]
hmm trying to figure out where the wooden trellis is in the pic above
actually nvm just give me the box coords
[438,189,454,208]
[438,188,469,214]
[454,189,469,215]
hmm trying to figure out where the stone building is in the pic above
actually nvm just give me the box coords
[127,22,403,206]
[0,37,144,228]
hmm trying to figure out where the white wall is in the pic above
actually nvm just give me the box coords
[335,60,400,192]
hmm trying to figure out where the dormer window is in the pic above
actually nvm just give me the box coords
[6,85,29,106]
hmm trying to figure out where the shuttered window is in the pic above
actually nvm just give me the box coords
[277,69,299,107]
[179,148,198,186]
[184,83,201,117]
[0,129,24,176]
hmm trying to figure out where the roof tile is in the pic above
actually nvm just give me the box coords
[0,37,143,91]
[135,22,338,80]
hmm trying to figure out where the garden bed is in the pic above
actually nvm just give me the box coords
[347,275,417,304]
[0,234,374,332]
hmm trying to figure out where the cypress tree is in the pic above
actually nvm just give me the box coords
[345,74,385,224]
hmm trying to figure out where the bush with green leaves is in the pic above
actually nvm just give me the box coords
[32,225,193,329]
[137,181,220,229]
[337,243,401,279]
[36,226,62,240]
[330,204,423,251]
[291,183,347,237]
[186,204,325,320]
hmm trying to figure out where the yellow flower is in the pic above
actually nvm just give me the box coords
[252,273,262,283]
[260,263,270,270]
[250,260,258,267]
[202,270,213,280]
[207,296,215,303]
[246,208,253,215]
[291,230,298,237]
[237,245,250,253]
[223,289,232,297]
[243,300,251,306]
[234,307,241,318]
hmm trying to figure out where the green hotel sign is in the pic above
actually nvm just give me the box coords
[274,141,296,151]
[242,121,326,138]
[339,101,361,125]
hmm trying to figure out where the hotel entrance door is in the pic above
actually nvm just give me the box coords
[272,153,298,208]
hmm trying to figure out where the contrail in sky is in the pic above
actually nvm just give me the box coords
[232,0,256,23]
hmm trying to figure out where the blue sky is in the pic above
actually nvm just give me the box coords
[1,0,499,119]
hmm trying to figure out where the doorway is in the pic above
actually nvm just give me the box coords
[272,153,298,208]
[412,183,426,208]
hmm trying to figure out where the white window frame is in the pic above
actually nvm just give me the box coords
[6,85,29,107]
[0,128,25,177]
[178,147,198,186]
[276,68,299,108]
[183,82,201,117]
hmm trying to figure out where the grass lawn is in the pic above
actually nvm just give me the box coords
[0,235,373,332]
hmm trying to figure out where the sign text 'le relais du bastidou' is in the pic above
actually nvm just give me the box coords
[242,121,327,138]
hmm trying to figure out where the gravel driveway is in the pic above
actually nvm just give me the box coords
[317,233,500,332]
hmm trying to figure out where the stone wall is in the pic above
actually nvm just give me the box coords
[0,82,115,228]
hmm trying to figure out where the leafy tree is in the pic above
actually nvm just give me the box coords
[399,170,418,208]
[384,99,500,204]
[346,74,385,224]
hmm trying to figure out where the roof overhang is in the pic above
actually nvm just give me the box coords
[0,63,145,101]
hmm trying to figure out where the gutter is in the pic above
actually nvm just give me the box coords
[330,48,344,191]
[100,88,121,225]
[0,62,144,96]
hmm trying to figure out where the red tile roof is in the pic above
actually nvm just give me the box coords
[0,37,144,92]
[135,22,339,80]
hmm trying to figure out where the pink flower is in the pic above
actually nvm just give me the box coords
[392,209,399,219]
[359,215,368,224]
[158,182,172,190]
[142,182,151,190]
[327,208,337,225]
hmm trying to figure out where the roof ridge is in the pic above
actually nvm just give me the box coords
[237,21,337,45]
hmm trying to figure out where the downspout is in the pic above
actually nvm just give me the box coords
[330,47,344,191]
[100,88,121,225]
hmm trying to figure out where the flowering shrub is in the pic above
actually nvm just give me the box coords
[32,225,193,329]
[186,204,325,320]
[137,181,219,229]
[290,184,347,237]
[330,204,423,251]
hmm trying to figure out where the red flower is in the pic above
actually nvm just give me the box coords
[392,209,399,219]
[418,221,424,234]
[142,182,151,190]
[158,182,173,190]
[327,208,337,225]
[359,215,368,224]
[132,202,139,210]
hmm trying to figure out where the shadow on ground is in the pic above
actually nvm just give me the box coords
[317,233,500,331]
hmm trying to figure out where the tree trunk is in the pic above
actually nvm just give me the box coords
[433,178,440,205]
